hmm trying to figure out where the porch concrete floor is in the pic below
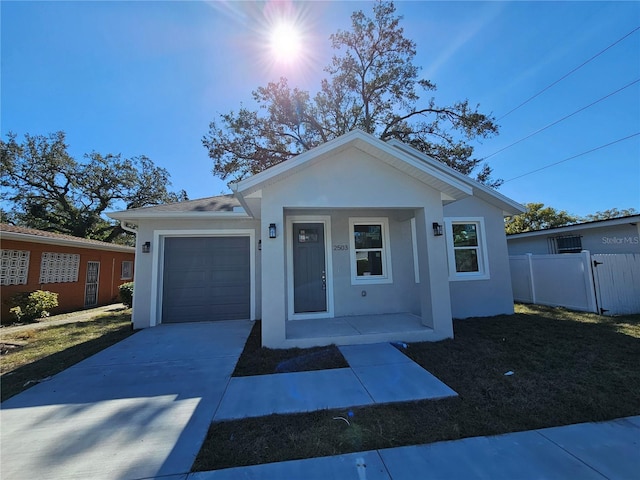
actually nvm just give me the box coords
[285,313,442,347]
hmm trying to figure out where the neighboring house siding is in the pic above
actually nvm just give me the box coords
[0,239,135,318]
[508,222,640,255]
[444,197,515,319]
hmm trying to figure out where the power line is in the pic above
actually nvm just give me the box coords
[484,78,640,161]
[502,132,640,184]
[498,26,640,121]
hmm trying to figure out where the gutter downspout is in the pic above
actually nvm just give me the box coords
[120,221,137,235]
[120,220,137,329]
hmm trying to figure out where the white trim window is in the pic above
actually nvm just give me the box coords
[121,260,133,280]
[349,217,392,284]
[444,218,490,281]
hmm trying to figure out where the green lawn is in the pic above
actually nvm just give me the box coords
[1,310,135,401]
[194,304,640,471]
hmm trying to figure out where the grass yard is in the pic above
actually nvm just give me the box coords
[232,320,348,376]
[1,310,135,401]
[194,304,640,471]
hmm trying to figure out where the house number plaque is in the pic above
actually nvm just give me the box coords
[333,244,349,251]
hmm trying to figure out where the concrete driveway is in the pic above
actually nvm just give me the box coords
[0,320,253,480]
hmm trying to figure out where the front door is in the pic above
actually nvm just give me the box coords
[293,223,327,313]
[84,261,100,307]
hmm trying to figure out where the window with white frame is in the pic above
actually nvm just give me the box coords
[444,218,490,280]
[121,260,133,280]
[1,249,30,286]
[39,252,80,283]
[349,217,392,284]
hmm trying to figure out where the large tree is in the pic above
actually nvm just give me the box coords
[582,208,638,222]
[1,131,187,244]
[505,203,578,234]
[203,1,500,186]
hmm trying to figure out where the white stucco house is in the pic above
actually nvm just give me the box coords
[108,130,524,348]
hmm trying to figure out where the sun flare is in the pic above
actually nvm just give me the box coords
[269,22,302,62]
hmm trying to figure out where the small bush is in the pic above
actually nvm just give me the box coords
[9,290,59,322]
[119,282,134,308]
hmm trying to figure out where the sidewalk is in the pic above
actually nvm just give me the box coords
[190,416,640,479]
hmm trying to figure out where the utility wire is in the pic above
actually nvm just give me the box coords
[484,78,640,161]
[498,26,640,121]
[502,132,640,184]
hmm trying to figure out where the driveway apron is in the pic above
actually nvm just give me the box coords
[0,320,253,480]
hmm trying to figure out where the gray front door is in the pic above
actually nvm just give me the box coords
[293,223,327,313]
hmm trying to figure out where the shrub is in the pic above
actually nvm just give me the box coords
[119,282,134,308]
[9,290,59,322]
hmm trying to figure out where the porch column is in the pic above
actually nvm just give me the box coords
[415,208,454,338]
[260,205,287,348]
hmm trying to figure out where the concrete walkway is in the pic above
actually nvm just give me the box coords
[190,416,640,479]
[215,342,456,420]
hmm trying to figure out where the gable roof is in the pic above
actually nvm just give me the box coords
[108,130,524,222]
[233,129,470,200]
[107,195,246,223]
[0,224,135,252]
[507,214,640,239]
[387,139,525,216]
[232,129,523,217]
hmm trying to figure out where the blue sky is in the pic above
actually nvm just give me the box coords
[2,1,639,218]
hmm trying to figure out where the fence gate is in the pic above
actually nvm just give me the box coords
[592,253,640,315]
[84,261,100,307]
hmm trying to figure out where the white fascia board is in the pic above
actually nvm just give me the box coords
[388,139,525,216]
[508,215,640,239]
[0,231,135,253]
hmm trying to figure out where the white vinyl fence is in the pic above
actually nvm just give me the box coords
[509,251,640,315]
[592,253,640,315]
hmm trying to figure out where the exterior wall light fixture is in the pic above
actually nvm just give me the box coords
[142,241,151,253]
[268,223,277,239]
[432,222,443,237]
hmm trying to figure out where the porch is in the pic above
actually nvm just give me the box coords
[283,312,448,348]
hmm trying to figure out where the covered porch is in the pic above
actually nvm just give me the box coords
[284,312,448,348]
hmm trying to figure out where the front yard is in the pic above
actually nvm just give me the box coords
[0,309,135,401]
[194,304,640,471]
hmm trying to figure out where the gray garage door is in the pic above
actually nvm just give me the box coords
[162,236,250,323]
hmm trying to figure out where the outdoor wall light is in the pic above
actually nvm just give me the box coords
[142,241,151,253]
[268,223,277,239]
[432,222,443,237]
[258,239,262,251]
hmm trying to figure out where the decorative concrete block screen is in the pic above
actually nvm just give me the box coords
[0,249,30,285]
[40,252,80,284]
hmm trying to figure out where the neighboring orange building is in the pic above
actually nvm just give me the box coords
[0,224,135,320]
